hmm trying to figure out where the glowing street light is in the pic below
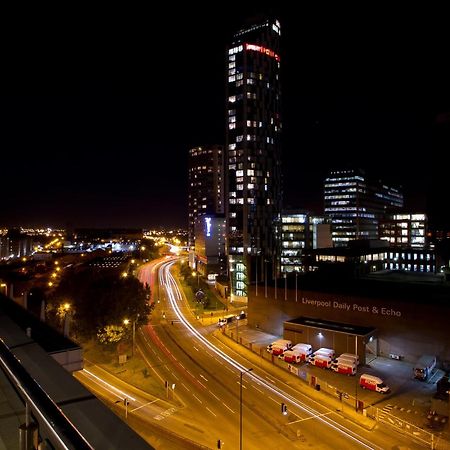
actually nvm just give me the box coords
[123,316,138,357]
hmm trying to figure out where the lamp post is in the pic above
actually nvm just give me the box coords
[63,303,71,337]
[240,367,253,450]
[123,314,139,357]
[192,271,199,288]
[264,260,268,298]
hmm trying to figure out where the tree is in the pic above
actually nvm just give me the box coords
[51,267,151,341]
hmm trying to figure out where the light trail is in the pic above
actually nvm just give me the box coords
[160,260,380,450]
[82,369,137,402]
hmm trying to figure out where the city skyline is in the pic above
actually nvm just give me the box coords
[1,7,449,229]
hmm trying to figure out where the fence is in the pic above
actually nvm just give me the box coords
[222,326,450,449]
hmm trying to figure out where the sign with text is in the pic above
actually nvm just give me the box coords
[301,298,402,317]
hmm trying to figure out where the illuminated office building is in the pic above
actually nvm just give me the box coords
[226,17,282,300]
[379,213,427,248]
[324,168,403,246]
[280,212,332,273]
[188,145,224,251]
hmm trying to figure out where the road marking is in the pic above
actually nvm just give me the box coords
[265,376,276,384]
[209,390,220,401]
[193,394,202,404]
[193,346,199,352]
[206,407,217,417]
[222,402,235,414]
[237,381,247,389]
[268,396,279,404]
[181,383,190,392]
[382,404,394,413]
[131,399,158,412]
[225,366,234,374]
[252,386,264,394]
[287,411,332,425]
[200,374,209,382]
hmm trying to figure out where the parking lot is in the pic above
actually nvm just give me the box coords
[222,321,449,439]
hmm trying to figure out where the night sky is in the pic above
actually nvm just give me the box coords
[1,6,449,229]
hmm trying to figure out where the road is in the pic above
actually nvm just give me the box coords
[76,258,427,449]
[136,259,426,449]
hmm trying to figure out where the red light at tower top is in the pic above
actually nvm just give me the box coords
[245,43,280,62]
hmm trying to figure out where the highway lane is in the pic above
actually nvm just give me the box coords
[135,260,385,449]
[152,259,427,449]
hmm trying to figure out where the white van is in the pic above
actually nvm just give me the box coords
[308,353,333,369]
[331,360,357,375]
[291,343,312,355]
[266,339,292,355]
[281,350,304,363]
[359,374,390,393]
[314,348,335,358]
[338,353,359,365]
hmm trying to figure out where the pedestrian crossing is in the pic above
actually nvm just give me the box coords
[382,404,394,413]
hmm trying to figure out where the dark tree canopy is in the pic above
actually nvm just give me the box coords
[52,268,150,339]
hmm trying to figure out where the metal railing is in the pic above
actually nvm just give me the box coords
[0,338,93,450]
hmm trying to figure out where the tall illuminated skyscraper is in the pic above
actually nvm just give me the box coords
[188,145,224,251]
[226,17,282,300]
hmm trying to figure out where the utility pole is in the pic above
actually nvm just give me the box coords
[240,368,253,450]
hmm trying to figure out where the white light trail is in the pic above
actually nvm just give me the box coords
[161,260,379,450]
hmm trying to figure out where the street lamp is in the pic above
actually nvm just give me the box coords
[192,270,199,287]
[240,367,253,450]
[123,315,139,357]
[63,303,71,337]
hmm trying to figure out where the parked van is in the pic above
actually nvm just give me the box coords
[266,339,292,355]
[331,361,357,375]
[308,353,333,369]
[282,343,312,361]
[359,374,390,393]
[313,348,335,359]
[337,353,359,365]
[281,350,303,363]
[291,343,312,355]
[413,355,436,381]
[218,314,235,326]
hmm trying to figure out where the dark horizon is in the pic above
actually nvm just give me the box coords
[1,7,449,230]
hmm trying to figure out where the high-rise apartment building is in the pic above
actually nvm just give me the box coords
[226,17,282,300]
[324,168,403,246]
[188,145,224,250]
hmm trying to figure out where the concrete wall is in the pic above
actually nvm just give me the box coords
[248,285,450,364]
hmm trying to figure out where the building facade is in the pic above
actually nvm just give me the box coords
[280,212,332,273]
[194,215,226,277]
[188,145,224,251]
[324,168,403,246]
[379,213,427,248]
[226,17,282,300]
